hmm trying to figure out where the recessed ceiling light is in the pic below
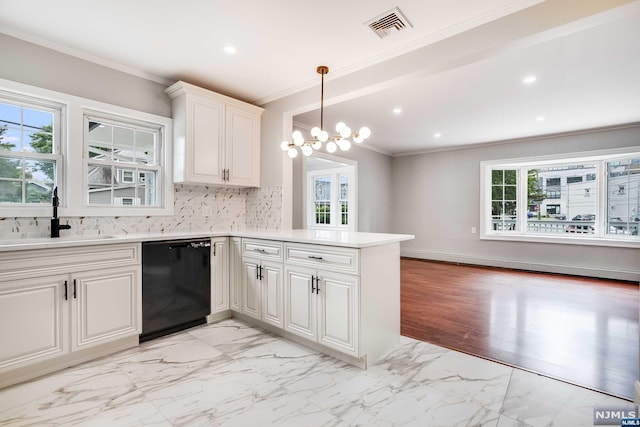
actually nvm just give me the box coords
[523,75,537,84]
[434,133,441,138]
[393,107,402,114]
[536,116,545,121]
[224,46,237,54]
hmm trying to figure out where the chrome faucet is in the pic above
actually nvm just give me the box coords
[51,186,71,238]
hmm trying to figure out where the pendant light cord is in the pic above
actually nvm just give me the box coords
[320,69,324,131]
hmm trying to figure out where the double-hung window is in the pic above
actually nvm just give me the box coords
[481,148,640,246]
[306,167,355,231]
[0,94,62,207]
[84,113,163,208]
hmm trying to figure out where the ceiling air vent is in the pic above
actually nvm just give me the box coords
[365,7,413,39]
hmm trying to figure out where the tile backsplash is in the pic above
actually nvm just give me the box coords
[0,185,282,240]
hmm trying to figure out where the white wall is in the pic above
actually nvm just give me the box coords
[0,33,171,117]
[391,125,640,281]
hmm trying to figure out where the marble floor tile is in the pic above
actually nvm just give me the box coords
[188,318,278,355]
[501,369,632,426]
[0,319,631,426]
[350,381,500,427]
[0,364,149,426]
[113,334,231,394]
[379,340,513,412]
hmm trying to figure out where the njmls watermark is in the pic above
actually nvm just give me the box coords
[593,406,639,425]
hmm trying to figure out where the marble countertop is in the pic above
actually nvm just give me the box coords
[0,229,414,252]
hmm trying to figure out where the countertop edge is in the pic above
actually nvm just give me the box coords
[0,230,415,252]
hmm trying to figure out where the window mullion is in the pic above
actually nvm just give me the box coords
[596,160,606,238]
[518,167,527,233]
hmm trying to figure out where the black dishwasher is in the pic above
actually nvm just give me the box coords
[141,239,211,342]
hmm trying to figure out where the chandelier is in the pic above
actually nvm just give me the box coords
[280,66,371,158]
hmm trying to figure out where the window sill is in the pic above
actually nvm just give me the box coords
[480,232,639,248]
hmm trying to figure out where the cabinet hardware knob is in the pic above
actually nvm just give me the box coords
[315,276,320,294]
[73,279,77,299]
[64,280,68,300]
[308,255,324,260]
[311,276,316,294]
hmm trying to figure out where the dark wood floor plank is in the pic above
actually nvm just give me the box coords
[400,258,639,400]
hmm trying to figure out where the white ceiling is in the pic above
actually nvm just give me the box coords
[1,0,638,155]
[295,2,640,155]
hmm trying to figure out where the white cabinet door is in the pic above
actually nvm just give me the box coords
[317,271,359,356]
[225,106,260,187]
[71,267,140,351]
[242,257,261,320]
[229,237,243,313]
[211,237,229,314]
[284,266,316,341]
[260,260,283,328]
[0,275,69,371]
[186,96,225,184]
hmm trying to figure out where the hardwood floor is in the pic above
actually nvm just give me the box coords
[400,258,639,400]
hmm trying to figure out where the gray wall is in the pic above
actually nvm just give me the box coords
[391,125,640,281]
[292,145,393,233]
[0,33,171,117]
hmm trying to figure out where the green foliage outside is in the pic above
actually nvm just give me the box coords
[315,203,349,225]
[0,123,54,203]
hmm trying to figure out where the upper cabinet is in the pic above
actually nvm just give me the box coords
[166,81,263,187]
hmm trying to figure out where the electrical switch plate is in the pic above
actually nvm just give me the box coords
[471,227,477,234]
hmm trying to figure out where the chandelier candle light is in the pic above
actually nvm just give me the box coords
[281,66,371,158]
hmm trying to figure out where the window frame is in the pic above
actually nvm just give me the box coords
[302,152,357,232]
[82,111,165,211]
[480,147,640,248]
[0,88,65,217]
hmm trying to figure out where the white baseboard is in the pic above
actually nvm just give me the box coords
[401,249,640,282]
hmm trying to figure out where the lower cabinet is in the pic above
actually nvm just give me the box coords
[0,243,141,387]
[72,267,139,351]
[284,266,359,356]
[211,237,230,314]
[242,256,283,328]
[0,275,69,369]
[229,237,243,313]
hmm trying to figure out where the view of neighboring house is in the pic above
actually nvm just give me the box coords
[534,162,640,222]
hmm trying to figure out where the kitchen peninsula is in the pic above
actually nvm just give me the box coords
[0,229,413,388]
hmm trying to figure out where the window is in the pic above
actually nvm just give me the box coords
[481,148,640,246]
[313,175,331,225]
[304,156,356,231]
[566,176,583,184]
[0,95,62,206]
[491,169,517,231]
[607,159,640,236]
[84,114,162,208]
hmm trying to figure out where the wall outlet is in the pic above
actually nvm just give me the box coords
[471,227,477,234]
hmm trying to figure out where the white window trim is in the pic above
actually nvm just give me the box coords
[0,83,66,217]
[82,110,168,214]
[480,146,640,248]
[302,152,357,232]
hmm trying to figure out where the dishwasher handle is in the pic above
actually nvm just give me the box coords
[169,241,211,250]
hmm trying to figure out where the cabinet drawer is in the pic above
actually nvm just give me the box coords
[284,243,359,275]
[242,239,283,261]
